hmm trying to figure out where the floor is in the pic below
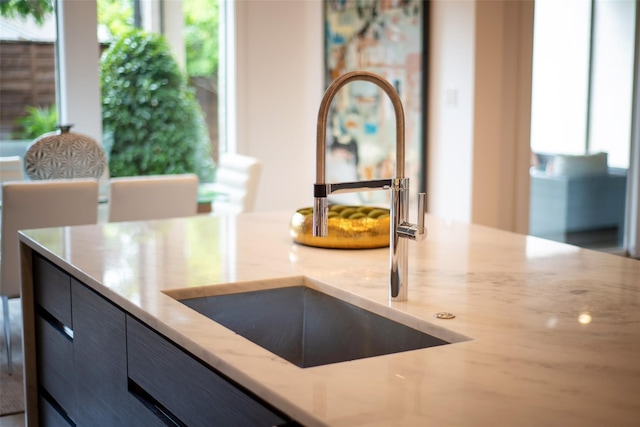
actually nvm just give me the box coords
[0,413,25,427]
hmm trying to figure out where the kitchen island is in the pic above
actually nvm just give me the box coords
[19,211,640,426]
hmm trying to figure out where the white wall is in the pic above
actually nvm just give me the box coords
[428,0,533,232]
[234,0,322,212]
[427,0,476,224]
[471,0,533,233]
[56,0,102,143]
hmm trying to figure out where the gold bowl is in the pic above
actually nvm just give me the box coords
[290,205,390,249]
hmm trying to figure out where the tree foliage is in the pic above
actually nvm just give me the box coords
[0,0,53,24]
[183,0,219,77]
[100,29,214,180]
[97,0,133,40]
[97,0,219,78]
[3,0,219,79]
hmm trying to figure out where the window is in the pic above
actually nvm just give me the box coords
[0,1,222,184]
[529,0,636,250]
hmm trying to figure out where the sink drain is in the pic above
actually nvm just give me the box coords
[434,312,456,319]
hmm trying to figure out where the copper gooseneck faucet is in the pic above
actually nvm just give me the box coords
[312,70,427,302]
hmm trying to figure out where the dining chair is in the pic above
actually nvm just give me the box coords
[1,178,100,374]
[210,153,262,214]
[107,174,200,222]
[0,156,25,205]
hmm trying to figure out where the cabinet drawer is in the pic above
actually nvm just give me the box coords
[36,314,75,421]
[127,316,287,427]
[71,281,165,426]
[34,255,72,328]
[39,394,73,427]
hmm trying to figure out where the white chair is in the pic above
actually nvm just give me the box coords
[0,156,25,205]
[1,178,99,374]
[210,153,262,214]
[107,174,199,222]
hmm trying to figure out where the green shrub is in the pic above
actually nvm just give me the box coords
[13,105,58,140]
[100,28,214,181]
[0,0,53,25]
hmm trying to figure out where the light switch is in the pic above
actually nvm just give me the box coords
[445,87,458,108]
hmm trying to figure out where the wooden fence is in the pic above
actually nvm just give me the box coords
[0,41,56,140]
[0,40,218,158]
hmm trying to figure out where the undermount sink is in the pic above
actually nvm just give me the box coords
[176,282,460,368]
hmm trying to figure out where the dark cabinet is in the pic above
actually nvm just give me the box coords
[33,255,72,328]
[127,316,287,426]
[31,253,296,427]
[35,314,75,421]
[33,255,160,426]
[71,280,161,426]
[38,395,72,427]
[33,255,76,425]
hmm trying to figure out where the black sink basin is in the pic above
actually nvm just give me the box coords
[179,286,451,368]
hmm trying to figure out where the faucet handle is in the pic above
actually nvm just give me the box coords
[397,192,428,241]
[415,192,427,241]
[417,192,426,235]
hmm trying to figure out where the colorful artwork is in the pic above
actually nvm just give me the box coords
[324,0,425,205]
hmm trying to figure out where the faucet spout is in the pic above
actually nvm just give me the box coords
[315,71,405,186]
[312,71,427,302]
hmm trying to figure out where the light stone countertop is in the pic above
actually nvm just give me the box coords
[19,211,640,426]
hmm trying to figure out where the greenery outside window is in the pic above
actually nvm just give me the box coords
[2,0,220,183]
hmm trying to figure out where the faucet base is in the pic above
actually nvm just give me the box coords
[312,196,329,237]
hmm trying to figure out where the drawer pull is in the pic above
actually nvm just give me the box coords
[37,305,74,340]
[128,379,186,427]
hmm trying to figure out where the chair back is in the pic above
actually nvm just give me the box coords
[0,156,25,204]
[0,179,100,298]
[108,174,199,222]
[212,153,262,214]
[0,156,24,182]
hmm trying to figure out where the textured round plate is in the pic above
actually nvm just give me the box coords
[290,205,390,249]
[24,128,107,180]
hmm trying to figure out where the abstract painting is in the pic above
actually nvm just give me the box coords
[324,0,426,205]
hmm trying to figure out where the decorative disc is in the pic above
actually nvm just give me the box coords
[25,127,107,180]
